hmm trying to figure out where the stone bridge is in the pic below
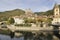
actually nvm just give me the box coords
[0,25,60,40]
[7,25,60,39]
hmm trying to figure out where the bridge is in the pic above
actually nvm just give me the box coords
[6,25,60,39]
[0,24,60,40]
[7,25,53,32]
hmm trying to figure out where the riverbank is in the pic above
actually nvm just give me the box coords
[0,29,59,40]
[0,29,10,35]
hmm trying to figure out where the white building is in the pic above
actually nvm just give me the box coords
[52,3,60,24]
[13,16,24,24]
[25,9,33,14]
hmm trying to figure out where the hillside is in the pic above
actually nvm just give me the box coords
[0,9,53,21]
[0,9,25,17]
[0,8,54,19]
[35,5,60,16]
[34,9,54,16]
[0,9,25,21]
[0,8,55,22]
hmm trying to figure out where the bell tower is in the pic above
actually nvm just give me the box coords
[52,3,60,24]
[52,3,60,39]
[54,3,59,18]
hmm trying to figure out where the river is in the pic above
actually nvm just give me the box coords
[0,34,24,40]
[0,33,53,40]
[0,34,58,40]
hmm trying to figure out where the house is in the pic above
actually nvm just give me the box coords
[13,16,24,24]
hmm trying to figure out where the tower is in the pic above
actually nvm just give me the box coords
[25,9,33,17]
[25,9,33,14]
[54,3,59,18]
[52,3,60,39]
[52,3,60,24]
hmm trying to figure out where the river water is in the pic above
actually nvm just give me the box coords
[0,34,52,40]
[0,34,24,40]
[0,34,53,40]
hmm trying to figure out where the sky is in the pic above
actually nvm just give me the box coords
[0,0,60,12]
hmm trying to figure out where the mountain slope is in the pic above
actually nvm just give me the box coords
[0,9,25,18]
[34,9,54,16]
[35,5,60,16]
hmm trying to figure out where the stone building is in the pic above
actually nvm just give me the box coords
[52,3,60,24]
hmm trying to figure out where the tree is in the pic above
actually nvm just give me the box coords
[24,18,36,23]
[0,17,8,21]
[47,33,53,40]
[8,18,15,24]
[46,18,53,24]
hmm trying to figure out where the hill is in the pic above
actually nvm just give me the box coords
[34,9,54,16]
[0,9,25,21]
[35,5,60,16]
[0,9,25,17]
[0,9,54,21]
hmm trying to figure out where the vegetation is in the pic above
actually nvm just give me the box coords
[35,5,60,16]
[0,9,25,21]
[0,4,60,18]
[0,29,10,35]
[47,18,53,23]
[15,23,31,27]
[0,8,54,23]
[8,18,15,24]
[34,9,54,16]
[0,8,53,19]
[0,17,8,21]
[24,18,36,23]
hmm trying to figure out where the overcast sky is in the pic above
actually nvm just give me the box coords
[0,0,60,12]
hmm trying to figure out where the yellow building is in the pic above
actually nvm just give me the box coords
[52,3,60,24]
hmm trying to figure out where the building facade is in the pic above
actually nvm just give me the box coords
[13,16,24,24]
[52,3,60,24]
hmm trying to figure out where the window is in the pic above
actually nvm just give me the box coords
[56,10,58,12]
[56,14,58,15]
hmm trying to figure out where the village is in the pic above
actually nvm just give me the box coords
[0,3,60,40]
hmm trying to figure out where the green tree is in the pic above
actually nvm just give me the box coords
[8,18,15,24]
[47,33,53,40]
[24,18,36,23]
[0,17,8,21]
[46,18,53,24]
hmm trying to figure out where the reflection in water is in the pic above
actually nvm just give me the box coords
[0,33,54,40]
[33,33,53,40]
[0,34,24,40]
